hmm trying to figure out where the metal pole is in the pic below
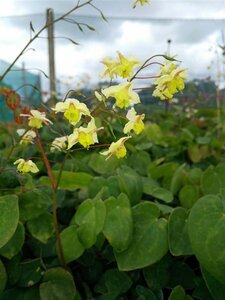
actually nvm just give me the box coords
[46,8,56,103]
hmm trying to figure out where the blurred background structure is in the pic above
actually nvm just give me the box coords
[0,0,224,106]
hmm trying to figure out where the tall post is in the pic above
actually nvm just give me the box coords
[22,62,28,104]
[46,8,56,104]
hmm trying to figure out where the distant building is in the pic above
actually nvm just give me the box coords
[0,59,42,121]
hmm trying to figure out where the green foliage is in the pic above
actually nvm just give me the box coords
[94,269,132,298]
[39,268,76,300]
[71,198,106,248]
[2,104,225,298]
[27,213,54,243]
[201,266,225,300]
[0,260,7,293]
[0,195,19,248]
[115,202,168,270]
[168,208,193,256]
[18,259,43,287]
[40,171,93,190]
[188,195,225,284]
[60,226,85,263]
[117,166,143,205]
[0,222,25,259]
[18,189,51,221]
[103,193,133,252]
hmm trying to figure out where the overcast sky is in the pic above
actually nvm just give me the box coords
[0,0,224,97]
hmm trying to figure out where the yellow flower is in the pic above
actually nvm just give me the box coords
[67,118,103,149]
[51,136,67,152]
[14,158,39,174]
[101,52,140,79]
[99,82,140,109]
[101,56,119,79]
[114,52,140,79]
[123,108,145,135]
[21,110,52,129]
[17,129,36,145]
[133,0,151,8]
[101,136,131,160]
[52,98,90,125]
[160,62,177,75]
[153,60,187,101]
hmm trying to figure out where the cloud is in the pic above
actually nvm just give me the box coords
[0,0,224,94]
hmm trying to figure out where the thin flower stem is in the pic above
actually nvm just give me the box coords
[70,143,110,153]
[99,108,127,120]
[55,152,69,190]
[35,129,67,269]
[35,130,56,190]
[130,54,166,82]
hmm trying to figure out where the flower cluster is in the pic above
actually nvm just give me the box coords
[14,109,52,173]
[153,60,187,101]
[13,49,186,174]
[51,98,103,151]
[95,51,146,159]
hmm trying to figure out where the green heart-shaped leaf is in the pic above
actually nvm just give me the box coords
[103,193,133,252]
[188,195,225,284]
[0,195,19,248]
[168,207,193,256]
[115,202,168,271]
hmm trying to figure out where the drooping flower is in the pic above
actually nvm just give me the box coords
[14,158,39,174]
[52,98,91,125]
[123,108,145,135]
[101,52,140,80]
[101,56,119,79]
[153,60,187,101]
[17,129,36,145]
[67,118,103,149]
[21,110,52,129]
[51,136,67,152]
[115,51,140,79]
[100,136,131,159]
[97,82,140,109]
[133,0,151,8]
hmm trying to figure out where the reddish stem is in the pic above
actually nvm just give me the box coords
[35,129,66,269]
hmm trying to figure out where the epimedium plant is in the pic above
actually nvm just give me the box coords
[5,0,225,299]
[9,45,186,268]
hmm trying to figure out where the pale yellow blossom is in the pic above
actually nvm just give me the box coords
[98,82,140,109]
[101,51,140,79]
[14,158,39,174]
[67,118,103,149]
[123,108,145,135]
[17,129,36,145]
[101,136,131,159]
[52,98,90,126]
[21,110,52,129]
[51,136,67,152]
[153,60,187,101]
